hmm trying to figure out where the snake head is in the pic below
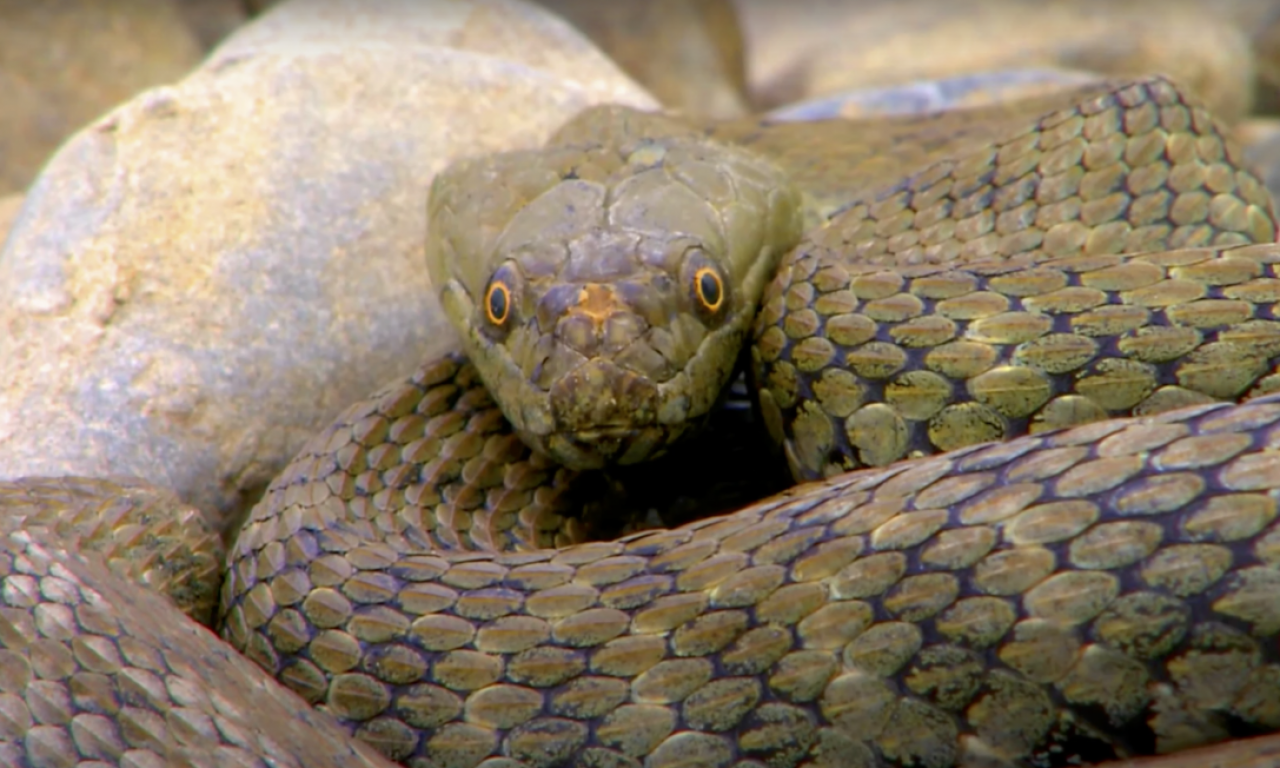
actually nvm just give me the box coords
[426,106,803,470]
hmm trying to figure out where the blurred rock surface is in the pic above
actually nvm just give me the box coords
[0,0,205,195]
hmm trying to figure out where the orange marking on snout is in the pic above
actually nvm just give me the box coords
[575,284,621,323]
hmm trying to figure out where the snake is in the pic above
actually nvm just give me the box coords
[7,71,1280,768]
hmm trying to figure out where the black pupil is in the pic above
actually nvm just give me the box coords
[699,272,720,306]
[489,285,508,320]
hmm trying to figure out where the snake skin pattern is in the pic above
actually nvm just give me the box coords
[222,374,1280,767]
[0,478,224,626]
[7,74,1280,768]
[0,529,392,768]
[750,78,1277,480]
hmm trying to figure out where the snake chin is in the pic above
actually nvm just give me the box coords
[521,421,697,470]
[525,357,687,469]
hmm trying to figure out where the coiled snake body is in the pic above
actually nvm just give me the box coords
[7,75,1280,768]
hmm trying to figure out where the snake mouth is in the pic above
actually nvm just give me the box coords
[533,358,672,468]
[574,426,642,441]
[538,425,672,470]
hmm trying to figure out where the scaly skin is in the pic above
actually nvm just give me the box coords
[0,529,393,768]
[211,356,1280,768]
[5,74,1280,767]
[748,78,1279,481]
[0,477,224,625]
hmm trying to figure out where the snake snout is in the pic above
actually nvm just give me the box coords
[549,283,649,360]
[544,358,668,467]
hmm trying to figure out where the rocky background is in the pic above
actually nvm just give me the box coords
[3,0,1280,541]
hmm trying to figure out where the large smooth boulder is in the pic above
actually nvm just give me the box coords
[0,0,657,532]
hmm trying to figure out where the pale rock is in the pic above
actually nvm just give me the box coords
[0,0,656,532]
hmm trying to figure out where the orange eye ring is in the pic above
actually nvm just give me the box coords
[485,280,511,325]
[693,266,724,312]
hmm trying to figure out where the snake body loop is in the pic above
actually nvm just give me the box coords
[6,74,1280,768]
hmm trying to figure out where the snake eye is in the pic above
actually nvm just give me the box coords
[485,280,511,326]
[693,267,724,313]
